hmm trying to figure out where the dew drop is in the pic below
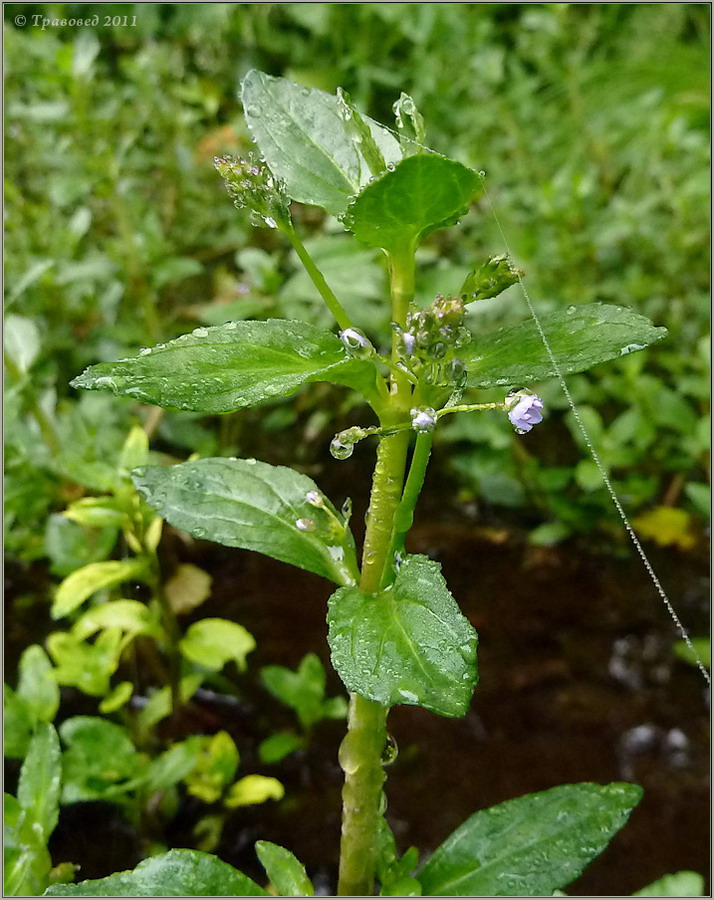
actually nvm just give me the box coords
[410,406,438,434]
[245,457,257,465]
[295,517,316,532]
[386,162,396,172]
[306,490,323,508]
[139,347,152,356]
[192,327,209,337]
[478,169,486,177]
[381,734,399,766]
[339,327,374,359]
[330,436,355,460]
[225,321,238,330]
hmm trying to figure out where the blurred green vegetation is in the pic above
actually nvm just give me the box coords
[4,3,710,560]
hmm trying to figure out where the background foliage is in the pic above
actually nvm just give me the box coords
[3,4,710,894]
[5,3,709,561]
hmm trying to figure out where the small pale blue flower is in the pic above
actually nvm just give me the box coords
[506,392,544,434]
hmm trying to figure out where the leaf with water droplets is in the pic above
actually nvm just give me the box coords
[241,70,401,217]
[71,319,381,413]
[133,458,359,586]
[462,303,667,388]
[342,154,480,255]
[43,849,268,896]
[418,781,643,896]
[327,554,478,717]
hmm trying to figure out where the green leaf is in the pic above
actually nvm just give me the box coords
[44,513,119,576]
[71,319,380,413]
[52,559,149,619]
[46,630,122,697]
[72,600,162,642]
[673,638,710,670]
[255,841,314,897]
[133,458,359,585]
[43,848,269,896]
[393,92,427,157]
[98,681,133,714]
[59,717,145,803]
[63,498,128,530]
[224,775,284,808]
[633,871,705,897]
[258,732,304,765]
[261,653,332,730]
[460,254,522,303]
[17,723,61,843]
[342,154,480,254]
[382,877,422,896]
[327,555,478,717]
[4,314,41,373]
[145,737,206,793]
[241,70,400,217]
[184,731,240,804]
[463,304,667,389]
[136,674,203,733]
[117,426,149,479]
[4,684,34,758]
[179,618,256,672]
[164,563,213,615]
[17,645,60,724]
[418,782,643,896]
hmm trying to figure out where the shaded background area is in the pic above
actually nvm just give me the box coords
[4,3,710,895]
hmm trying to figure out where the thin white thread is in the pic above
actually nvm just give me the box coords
[477,175,710,687]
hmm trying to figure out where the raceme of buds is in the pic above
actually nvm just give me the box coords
[214,154,290,230]
[394,294,471,389]
[505,390,544,434]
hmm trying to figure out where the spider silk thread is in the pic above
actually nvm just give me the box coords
[476,171,710,687]
[362,124,710,686]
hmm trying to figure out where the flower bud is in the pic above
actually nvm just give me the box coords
[214,154,290,229]
[505,390,544,434]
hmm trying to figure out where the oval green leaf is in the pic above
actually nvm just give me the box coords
[43,849,268,896]
[255,841,314,897]
[327,555,478,717]
[17,645,60,724]
[179,618,256,672]
[71,319,380,414]
[633,871,705,897]
[241,70,400,217]
[17,723,61,844]
[52,559,149,619]
[463,303,667,388]
[342,154,480,254]
[418,782,643,896]
[133,458,359,586]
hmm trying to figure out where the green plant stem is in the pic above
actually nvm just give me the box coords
[382,431,434,587]
[284,225,353,331]
[147,556,182,716]
[387,244,415,396]
[438,401,505,417]
[4,351,61,457]
[337,247,416,897]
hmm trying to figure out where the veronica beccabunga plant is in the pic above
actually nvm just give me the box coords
[61,71,669,897]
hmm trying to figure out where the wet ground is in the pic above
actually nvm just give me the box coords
[7,459,711,896]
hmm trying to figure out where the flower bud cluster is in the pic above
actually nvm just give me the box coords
[394,294,470,388]
[213,154,290,230]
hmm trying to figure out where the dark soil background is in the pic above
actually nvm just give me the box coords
[6,459,711,896]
